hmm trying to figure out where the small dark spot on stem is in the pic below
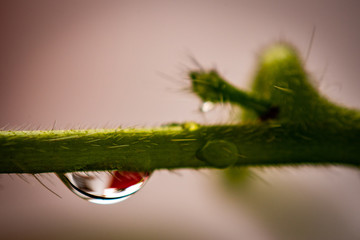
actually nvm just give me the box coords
[260,106,280,121]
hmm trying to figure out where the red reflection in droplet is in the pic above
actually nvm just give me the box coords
[109,171,149,189]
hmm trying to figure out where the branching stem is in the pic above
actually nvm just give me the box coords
[1,42,359,174]
[190,70,271,115]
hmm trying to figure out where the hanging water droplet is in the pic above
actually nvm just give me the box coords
[57,171,151,205]
[200,101,215,113]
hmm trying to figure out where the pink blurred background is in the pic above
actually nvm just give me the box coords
[1,0,360,239]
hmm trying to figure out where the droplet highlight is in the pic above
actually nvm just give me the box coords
[200,101,215,113]
[57,171,151,204]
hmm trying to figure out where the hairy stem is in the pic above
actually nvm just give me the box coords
[190,70,271,115]
[1,123,359,173]
[1,42,359,174]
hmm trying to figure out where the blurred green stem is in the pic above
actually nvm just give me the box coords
[1,43,359,174]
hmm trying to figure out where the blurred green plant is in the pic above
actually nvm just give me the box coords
[1,42,359,174]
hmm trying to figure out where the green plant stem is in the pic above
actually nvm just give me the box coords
[190,70,271,115]
[1,123,359,174]
[1,43,359,174]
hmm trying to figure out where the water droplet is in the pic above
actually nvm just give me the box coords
[200,101,215,113]
[57,171,151,204]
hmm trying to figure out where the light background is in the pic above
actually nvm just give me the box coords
[1,0,360,239]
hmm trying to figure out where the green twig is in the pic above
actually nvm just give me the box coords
[1,123,359,173]
[190,70,272,116]
[1,42,359,174]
